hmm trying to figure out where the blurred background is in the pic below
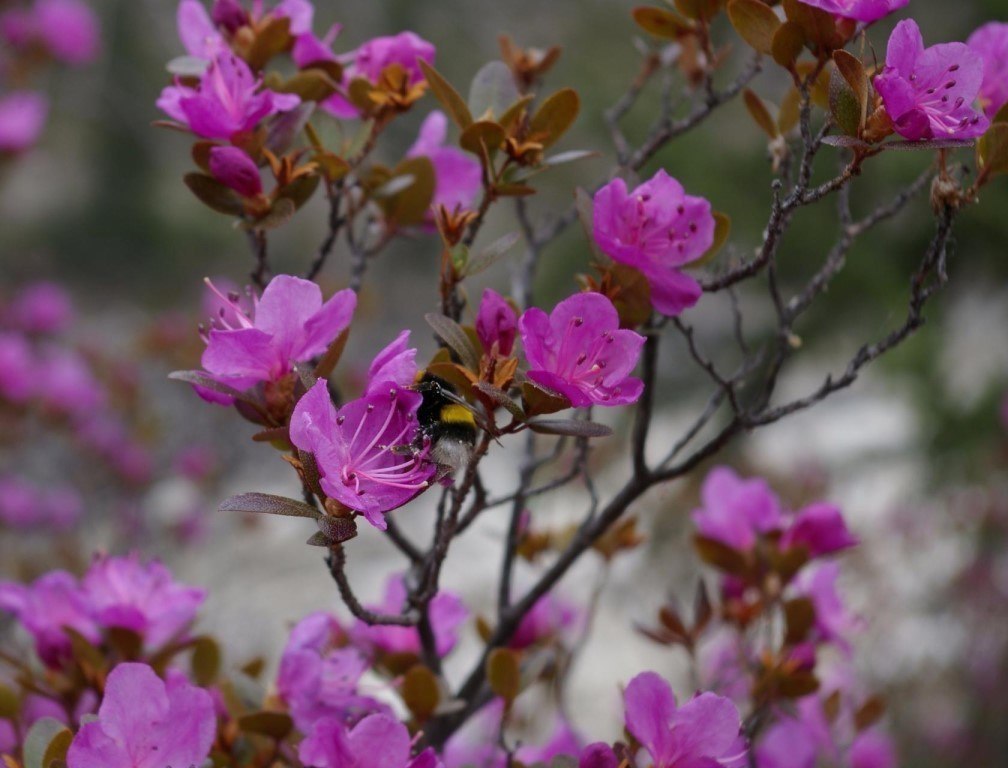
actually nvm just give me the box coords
[1,1,1007,765]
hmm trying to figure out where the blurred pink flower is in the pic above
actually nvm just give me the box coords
[406,111,481,215]
[509,592,580,650]
[0,332,36,403]
[782,502,859,557]
[35,0,100,64]
[208,145,263,196]
[7,281,73,333]
[0,91,48,153]
[299,713,443,768]
[520,292,645,407]
[968,22,1008,119]
[692,466,783,551]
[795,0,907,23]
[476,288,517,357]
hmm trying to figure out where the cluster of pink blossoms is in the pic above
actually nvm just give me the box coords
[0,0,99,154]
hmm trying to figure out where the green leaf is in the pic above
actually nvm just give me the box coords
[463,231,520,277]
[402,665,441,720]
[245,16,292,71]
[459,120,506,156]
[275,69,339,102]
[522,381,571,417]
[419,59,474,129]
[829,67,861,138]
[238,711,294,739]
[529,88,580,148]
[474,382,524,420]
[743,89,779,139]
[277,173,321,211]
[425,313,482,372]
[782,0,844,52]
[191,636,221,687]
[218,492,322,519]
[379,157,436,227]
[676,0,723,19]
[252,197,297,231]
[183,173,245,215]
[527,419,613,438]
[632,6,692,39]
[832,50,869,128]
[23,718,71,768]
[167,369,261,406]
[486,648,521,703]
[772,21,805,69]
[314,327,351,379]
[727,0,781,55]
[693,534,750,576]
[468,61,521,120]
[783,597,815,645]
[978,123,1008,177]
[689,211,731,268]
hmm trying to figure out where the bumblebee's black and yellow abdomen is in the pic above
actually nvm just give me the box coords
[414,373,478,475]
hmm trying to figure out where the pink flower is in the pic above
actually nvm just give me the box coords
[7,281,73,333]
[967,22,1008,119]
[82,553,206,650]
[176,0,225,59]
[208,145,263,196]
[781,502,858,557]
[276,612,390,732]
[0,332,35,403]
[755,716,820,768]
[37,346,105,417]
[289,378,434,528]
[198,274,356,402]
[299,713,443,768]
[875,20,989,141]
[351,574,467,658]
[515,719,583,765]
[34,0,100,64]
[849,730,897,768]
[692,466,783,551]
[323,31,435,119]
[364,329,418,395]
[623,671,746,768]
[509,593,580,650]
[0,91,48,153]
[157,52,300,139]
[794,563,863,648]
[794,0,907,23]
[406,111,481,214]
[210,0,248,33]
[475,288,517,357]
[66,663,215,768]
[0,476,81,530]
[520,292,645,407]
[592,170,714,316]
[0,571,98,667]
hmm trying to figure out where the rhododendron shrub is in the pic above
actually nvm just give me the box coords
[2,1,1008,767]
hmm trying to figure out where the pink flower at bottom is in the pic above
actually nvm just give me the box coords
[624,671,747,768]
[299,714,443,768]
[520,292,645,407]
[0,92,48,153]
[66,663,215,768]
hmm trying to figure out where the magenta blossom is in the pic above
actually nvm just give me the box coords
[0,571,98,667]
[7,281,73,333]
[794,0,907,23]
[37,346,105,417]
[323,31,435,118]
[67,663,215,768]
[520,292,645,407]
[794,563,863,648]
[351,574,467,658]
[0,476,82,530]
[476,288,517,357]
[0,332,35,403]
[157,52,300,139]
[755,716,820,768]
[82,553,206,649]
[198,274,356,402]
[365,329,418,395]
[849,730,897,768]
[176,0,225,59]
[276,612,390,732]
[509,592,580,650]
[875,20,989,140]
[300,713,443,768]
[593,170,714,316]
[208,145,263,196]
[407,111,482,214]
[968,22,1008,119]
[624,671,746,768]
[35,0,100,63]
[0,91,48,153]
[289,378,434,528]
[579,743,620,768]
[781,501,858,557]
[692,466,783,551]
[514,719,583,766]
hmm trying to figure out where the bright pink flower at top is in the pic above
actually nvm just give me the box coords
[34,0,100,64]
[509,592,580,650]
[7,281,73,333]
[968,22,1008,118]
[299,713,443,768]
[875,20,989,141]
[476,288,517,356]
[0,332,35,403]
[593,170,714,316]
[82,553,206,650]
[0,571,98,667]
[198,274,356,402]
[794,563,862,649]
[276,612,390,732]
[176,0,225,59]
[849,730,897,768]
[351,574,467,658]
[794,0,907,23]
[208,145,263,196]
[692,466,783,551]
[323,31,435,119]
[520,292,645,407]
[157,52,300,139]
[0,91,48,153]
[66,663,215,768]
[289,379,434,528]
[624,671,746,768]
[782,502,858,557]
[407,111,482,214]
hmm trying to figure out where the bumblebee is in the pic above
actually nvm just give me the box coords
[413,372,478,478]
